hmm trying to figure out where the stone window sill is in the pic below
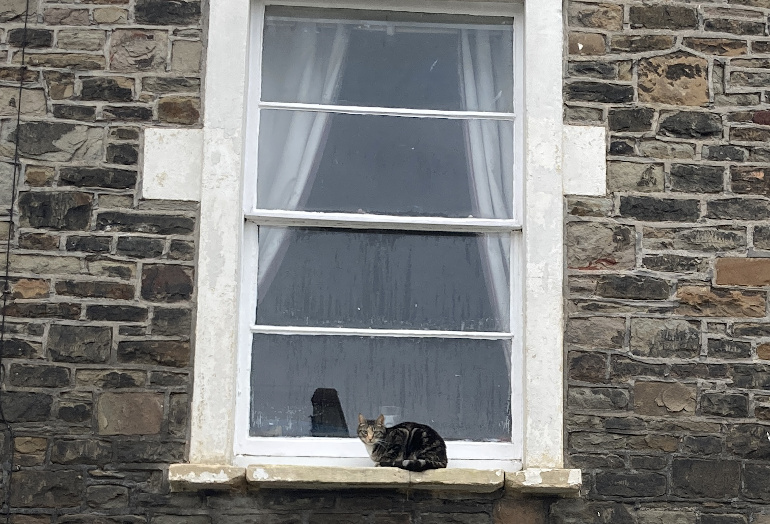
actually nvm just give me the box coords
[168,464,581,496]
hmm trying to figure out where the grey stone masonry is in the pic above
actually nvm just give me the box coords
[562,0,770,522]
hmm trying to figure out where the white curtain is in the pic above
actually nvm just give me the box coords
[460,29,513,330]
[258,23,349,292]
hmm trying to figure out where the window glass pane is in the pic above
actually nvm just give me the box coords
[256,227,511,332]
[250,334,512,441]
[261,9,514,112]
[256,110,514,219]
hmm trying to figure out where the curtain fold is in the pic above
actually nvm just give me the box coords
[460,29,512,331]
[257,23,349,295]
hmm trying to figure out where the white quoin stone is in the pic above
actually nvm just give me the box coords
[142,128,203,201]
[562,125,607,196]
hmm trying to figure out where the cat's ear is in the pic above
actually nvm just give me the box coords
[376,414,385,425]
[358,413,365,424]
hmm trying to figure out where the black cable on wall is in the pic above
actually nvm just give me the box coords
[1,0,32,520]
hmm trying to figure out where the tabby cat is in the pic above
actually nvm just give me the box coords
[357,413,448,471]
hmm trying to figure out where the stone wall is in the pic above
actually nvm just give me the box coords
[560,0,770,522]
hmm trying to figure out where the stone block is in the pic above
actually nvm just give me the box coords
[568,33,605,56]
[142,76,201,94]
[25,165,55,187]
[569,352,607,383]
[716,258,770,286]
[701,392,749,417]
[53,105,96,121]
[610,355,666,380]
[57,29,106,51]
[86,485,129,509]
[608,162,663,192]
[98,392,163,435]
[568,61,616,79]
[44,71,74,99]
[707,338,751,358]
[117,236,164,258]
[566,222,634,270]
[608,108,654,132]
[565,317,625,349]
[634,381,695,416]
[630,5,698,29]
[152,307,192,336]
[81,76,134,102]
[135,0,200,24]
[595,471,666,497]
[76,369,145,388]
[51,440,110,469]
[1,391,52,422]
[86,258,137,280]
[684,38,748,56]
[110,30,169,72]
[94,7,128,24]
[11,253,83,274]
[86,304,148,322]
[18,233,59,250]
[611,35,675,53]
[731,127,770,143]
[669,164,724,193]
[55,280,135,299]
[732,166,770,195]
[66,235,111,253]
[0,87,46,117]
[158,96,201,124]
[672,459,740,499]
[58,401,92,423]
[141,264,194,301]
[568,2,622,30]
[630,318,700,358]
[10,470,83,508]
[96,212,195,235]
[642,254,706,273]
[9,364,70,387]
[703,145,747,162]
[676,286,765,317]
[19,192,93,231]
[683,435,722,455]
[43,7,89,24]
[706,18,765,35]
[169,240,194,260]
[568,387,629,410]
[49,324,112,363]
[102,105,154,122]
[619,196,700,222]
[0,0,37,22]
[171,39,202,72]
[753,111,770,126]
[743,463,770,501]
[596,275,672,300]
[4,302,81,319]
[708,198,770,220]
[23,53,106,70]
[107,143,138,165]
[11,278,50,299]
[115,440,184,462]
[659,111,723,138]
[729,365,770,389]
[14,436,46,466]
[60,166,137,189]
[566,82,633,103]
[636,510,696,524]
[117,340,190,367]
[640,52,708,106]
[1,121,103,162]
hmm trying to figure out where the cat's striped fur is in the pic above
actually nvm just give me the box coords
[357,414,448,471]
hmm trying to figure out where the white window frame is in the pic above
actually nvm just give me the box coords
[189,0,566,474]
[234,2,524,470]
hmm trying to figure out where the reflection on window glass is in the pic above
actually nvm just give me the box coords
[257,227,511,332]
[257,111,514,218]
[250,334,512,441]
[261,8,514,112]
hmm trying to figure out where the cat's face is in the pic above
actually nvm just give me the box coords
[357,413,386,444]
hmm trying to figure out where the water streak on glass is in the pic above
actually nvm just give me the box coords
[250,334,512,441]
[256,227,511,332]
